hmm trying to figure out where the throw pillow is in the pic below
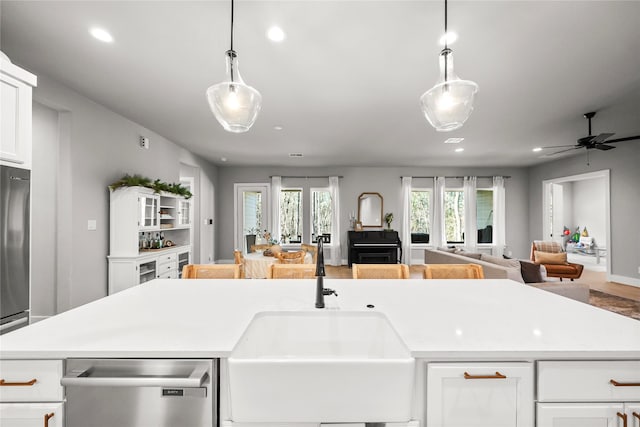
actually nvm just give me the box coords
[519,260,543,283]
[534,251,567,265]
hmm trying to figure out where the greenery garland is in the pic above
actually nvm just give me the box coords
[109,174,192,199]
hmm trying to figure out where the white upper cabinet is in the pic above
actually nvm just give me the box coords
[0,56,37,169]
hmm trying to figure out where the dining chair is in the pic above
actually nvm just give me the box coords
[300,243,318,264]
[250,244,271,253]
[233,250,246,278]
[182,264,241,279]
[352,263,410,279]
[275,251,307,264]
[267,264,316,279]
[423,264,484,279]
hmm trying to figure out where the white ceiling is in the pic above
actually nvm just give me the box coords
[2,1,640,167]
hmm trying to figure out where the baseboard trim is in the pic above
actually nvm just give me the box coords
[30,315,50,324]
[608,274,640,288]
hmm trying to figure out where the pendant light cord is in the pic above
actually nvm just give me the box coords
[444,0,448,83]
[229,0,236,82]
[230,0,235,52]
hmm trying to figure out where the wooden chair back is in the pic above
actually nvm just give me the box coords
[275,251,307,264]
[300,244,318,264]
[423,264,484,279]
[233,250,246,278]
[267,264,316,279]
[182,264,241,279]
[352,264,410,279]
[250,244,271,253]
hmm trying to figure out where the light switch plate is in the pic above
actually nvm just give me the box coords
[87,219,97,230]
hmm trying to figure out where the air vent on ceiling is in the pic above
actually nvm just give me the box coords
[444,138,464,144]
[289,153,304,158]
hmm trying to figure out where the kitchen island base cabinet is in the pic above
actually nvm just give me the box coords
[537,403,637,427]
[426,362,534,427]
[0,402,63,427]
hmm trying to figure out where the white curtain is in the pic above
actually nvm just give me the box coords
[401,177,412,264]
[493,176,506,256]
[431,176,446,248]
[271,176,281,243]
[463,176,477,252]
[329,176,341,266]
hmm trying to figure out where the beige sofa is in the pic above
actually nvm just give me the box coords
[424,249,590,303]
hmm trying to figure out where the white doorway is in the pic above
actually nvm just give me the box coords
[542,170,610,277]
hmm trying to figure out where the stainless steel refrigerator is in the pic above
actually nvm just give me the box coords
[0,165,30,334]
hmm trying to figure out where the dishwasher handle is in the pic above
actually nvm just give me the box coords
[61,364,209,388]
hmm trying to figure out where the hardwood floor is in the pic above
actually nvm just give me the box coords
[325,265,640,302]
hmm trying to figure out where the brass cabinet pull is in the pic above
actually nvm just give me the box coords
[44,412,55,427]
[617,412,627,427]
[0,378,37,386]
[610,379,640,387]
[463,371,507,379]
[633,412,640,422]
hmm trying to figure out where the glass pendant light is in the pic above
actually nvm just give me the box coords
[206,0,262,133]
[420,0,478,132]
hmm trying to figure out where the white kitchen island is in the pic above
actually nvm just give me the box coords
[1,279,640,427]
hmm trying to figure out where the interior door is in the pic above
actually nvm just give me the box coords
[235,184,270,253]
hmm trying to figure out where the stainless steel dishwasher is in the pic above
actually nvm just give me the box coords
[62,359,217,427]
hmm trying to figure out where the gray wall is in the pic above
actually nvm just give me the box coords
[216,166,530,262]
[527,100,640,281]
[572,178,606,247]
[31,73,218,315]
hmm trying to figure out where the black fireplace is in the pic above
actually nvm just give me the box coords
[348,230,402,267]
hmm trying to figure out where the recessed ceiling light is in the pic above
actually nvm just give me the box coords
[455,147,464,152]
[220,157,227,162]
[532,147,542,152]
[444,137,464,144]
[89,27,114,43]
[439,31,458,46]
[273,125,284,131]
[267,26,285,42]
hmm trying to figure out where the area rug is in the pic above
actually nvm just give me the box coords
[589,290,640,320]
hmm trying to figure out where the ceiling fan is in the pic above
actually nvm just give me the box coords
[541,112,640,157]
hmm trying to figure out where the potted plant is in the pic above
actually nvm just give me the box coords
[384,212,394,230]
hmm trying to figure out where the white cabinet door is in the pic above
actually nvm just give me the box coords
[427,362,534,427]
[0,68,34,169]
[178,199,191,226]
[537,402,624,427]
[138,194,159,230]
[0,402,63,427]
[627,403,640,427]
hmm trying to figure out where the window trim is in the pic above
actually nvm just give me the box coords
[279,187,303,244]
[410,188,432,245]
[310,187,333,246]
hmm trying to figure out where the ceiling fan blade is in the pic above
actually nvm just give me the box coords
[578,135,596,145]
[605,134,640,144]
[540,144,577,149]
[542,147,581,157]
[594,144,615,151]
[589,132,615,144]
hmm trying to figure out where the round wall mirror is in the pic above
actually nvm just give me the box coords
[358,192,383,228]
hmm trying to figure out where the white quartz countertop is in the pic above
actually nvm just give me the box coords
[2,279,639,359]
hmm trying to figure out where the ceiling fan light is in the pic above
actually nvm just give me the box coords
[420,49,478,132]
[206,50,262,133]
